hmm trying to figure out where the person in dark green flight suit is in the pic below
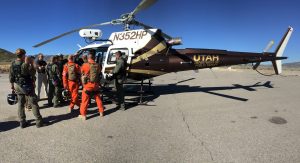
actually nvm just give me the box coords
[57,54,67,81]
[47,56,63,107]
[112,51,127,110]
[9,48,44,128]
[57,54,66,101]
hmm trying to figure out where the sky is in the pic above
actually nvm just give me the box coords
[0,0,299,62]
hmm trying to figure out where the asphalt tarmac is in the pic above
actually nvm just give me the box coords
[0,69,299,163]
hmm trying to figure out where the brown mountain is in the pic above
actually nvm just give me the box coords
[0,48,16,62]
[283,62,300,68]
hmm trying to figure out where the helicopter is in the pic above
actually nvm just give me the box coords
[33,0,293,96]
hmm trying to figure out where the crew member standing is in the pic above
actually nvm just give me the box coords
[9,48,44,128]
[112,51,127,110]
[57,54,65,76]
[36,53,48,100]
[79,49,104,120]
[25,56,37,111]
[47,56,63,107]
[57,54,66,95]
[62,55,81,112]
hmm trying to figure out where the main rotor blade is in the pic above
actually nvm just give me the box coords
[133,20,153,29]
[131,0,157,16]
[133,20,172,40]
[33,21,112,48]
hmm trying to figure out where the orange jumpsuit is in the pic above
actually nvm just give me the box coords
[80,59,104,116]
[62,61,81,110]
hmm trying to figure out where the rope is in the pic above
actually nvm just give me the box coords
[252,63,276,76]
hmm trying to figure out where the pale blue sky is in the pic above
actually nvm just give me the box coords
[0,0,299,62]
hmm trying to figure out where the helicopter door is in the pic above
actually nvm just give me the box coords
[103,48,129,77]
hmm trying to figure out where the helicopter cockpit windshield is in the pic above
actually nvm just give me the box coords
[76,47,108,66]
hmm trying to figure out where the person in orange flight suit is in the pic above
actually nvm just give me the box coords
[62,55,81,112]
[78,49,104,120]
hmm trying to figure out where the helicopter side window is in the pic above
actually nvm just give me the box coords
[96,51,104,64]
[107,49,128,64]
[100,52,107,66]
[95,47,108,65]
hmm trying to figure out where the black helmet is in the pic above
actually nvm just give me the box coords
[7,93,18,105]
[62,89,70,101]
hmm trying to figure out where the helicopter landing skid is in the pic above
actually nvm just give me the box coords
[101,79,154,105]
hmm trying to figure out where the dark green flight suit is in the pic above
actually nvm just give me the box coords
[112,57,126,109]
[57,59,66,86]
[9,60,43,127]
[47,63,63,107]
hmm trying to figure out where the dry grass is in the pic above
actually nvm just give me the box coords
[0,62,11,73]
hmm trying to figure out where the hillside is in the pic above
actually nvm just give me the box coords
[0,48,16,62]
[283,62,300,68]
[0,49,60,63]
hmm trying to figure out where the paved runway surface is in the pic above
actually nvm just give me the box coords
[0,69,300,163]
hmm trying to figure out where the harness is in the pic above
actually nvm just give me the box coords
[88,63,99,83]
[66,63,78,81]
[81,63,100,84]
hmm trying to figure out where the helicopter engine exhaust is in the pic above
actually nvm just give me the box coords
[168,37,182,46]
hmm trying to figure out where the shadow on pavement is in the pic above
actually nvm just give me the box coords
[0,121,19,132]
[122,81,274,105]
[36,80,273,120]
[43,111,79,126]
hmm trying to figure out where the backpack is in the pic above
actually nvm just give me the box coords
[12,61,31,85]
[88,63,99,83]
[11,61,33,94]
[67,63,77,81]
[11,61,22,84]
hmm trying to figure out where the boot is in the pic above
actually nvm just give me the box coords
[47,103,53,107]
[36,120,44,128]
[120,104,126,111]
[53,103,62,108]
[20,121,28,129]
